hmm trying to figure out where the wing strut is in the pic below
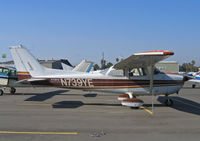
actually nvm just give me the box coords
[149,57,155,115]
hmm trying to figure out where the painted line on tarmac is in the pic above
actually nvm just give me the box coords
[140,106,153,115]
[17,103,51,106]
[0,131,78,135]
[173,99,200,110]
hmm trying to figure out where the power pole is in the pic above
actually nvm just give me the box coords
[101,52,106,69]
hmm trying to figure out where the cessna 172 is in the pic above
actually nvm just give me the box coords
[9,45,189,108]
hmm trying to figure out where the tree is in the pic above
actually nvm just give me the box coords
[179,60,198,72]
[93,64,100,71]
[191,60,195,66]
[106,62,113,68]
[101,59,106,69]
[116,58,119,62]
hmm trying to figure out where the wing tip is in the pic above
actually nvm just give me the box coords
[135,50,174,56]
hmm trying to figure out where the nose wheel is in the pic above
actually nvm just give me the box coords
[164,95,173,106]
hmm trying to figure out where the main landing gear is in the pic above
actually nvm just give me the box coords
[10,87,16,95]
[0,89,3,96]
[0,87,16,96]
[164,95,173,106]
[118,94,144,108]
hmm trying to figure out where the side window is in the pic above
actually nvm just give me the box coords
[3,68,9,75]
[10,70,17,77]
[129,68,146,77]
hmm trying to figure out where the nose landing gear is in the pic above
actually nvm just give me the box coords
[0,87,16,96]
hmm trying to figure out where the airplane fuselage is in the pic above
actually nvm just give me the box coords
[27,72,185,96]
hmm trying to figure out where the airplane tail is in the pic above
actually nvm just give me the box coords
[10,45,45,80]
[72,60,93,72]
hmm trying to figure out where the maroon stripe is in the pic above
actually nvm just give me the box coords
[18,74,31,81]
[91,79,183,87]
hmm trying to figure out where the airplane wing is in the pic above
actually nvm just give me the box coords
[114,51,174,70]
[189,79,200,83]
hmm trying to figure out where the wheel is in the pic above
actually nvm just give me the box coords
[165,99,173,106]
[192,84,196,88]
[10,87,16,94]
[0,89,4,96]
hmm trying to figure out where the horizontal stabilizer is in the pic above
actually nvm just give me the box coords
[16,78,47,83]
[189,79,200,83]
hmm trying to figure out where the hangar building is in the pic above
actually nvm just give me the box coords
[155,61,179,73]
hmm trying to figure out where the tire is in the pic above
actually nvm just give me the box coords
[0,89,4,96]
[192,84,196,88]
[10,87,16,94]
[165,99,173,106]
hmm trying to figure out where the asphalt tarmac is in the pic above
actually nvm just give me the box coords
[0,85,200,141]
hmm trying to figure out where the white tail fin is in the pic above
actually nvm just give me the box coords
[72,60,93,72]
[61,63,73,71]
[10,45,45,77]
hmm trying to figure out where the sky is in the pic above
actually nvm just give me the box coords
[0,0,200,66]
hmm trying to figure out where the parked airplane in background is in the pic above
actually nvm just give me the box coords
[188,73,200,88]
[9,45,189,108]
[0,66,18,95]
[187,72,198,77]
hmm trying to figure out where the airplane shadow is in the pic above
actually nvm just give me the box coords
[157,96,200,116]
[25,90,68,102]
[83,93,97,97]
[52,101,121,108]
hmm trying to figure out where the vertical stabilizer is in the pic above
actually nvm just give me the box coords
[10,45,45,77]
[72,60,93,72]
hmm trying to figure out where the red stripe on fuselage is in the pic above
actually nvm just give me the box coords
[17,71,31,81]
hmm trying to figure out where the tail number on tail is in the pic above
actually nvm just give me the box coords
[60,78,94,87]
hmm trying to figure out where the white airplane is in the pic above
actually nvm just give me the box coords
[188,73,200,88]
[0,66,18,95]
[9,45,189,108]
